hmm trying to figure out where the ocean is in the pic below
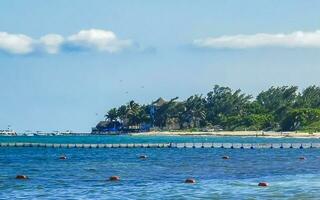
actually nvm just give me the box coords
[1,135,320,199]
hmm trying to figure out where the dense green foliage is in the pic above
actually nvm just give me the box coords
[103,85,320,132]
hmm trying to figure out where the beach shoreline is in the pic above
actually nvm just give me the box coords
[130,131,320,138]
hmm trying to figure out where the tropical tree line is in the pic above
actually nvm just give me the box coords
[100,85,320,132]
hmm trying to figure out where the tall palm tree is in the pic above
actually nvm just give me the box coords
[182,95,206,128]
[126,100,141,127]
[105,108,118,121]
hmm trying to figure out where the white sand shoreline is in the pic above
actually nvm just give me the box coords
[130,131,320,138]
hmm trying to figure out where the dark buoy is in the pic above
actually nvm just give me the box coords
[185,178,196,184]
[16,175,28,180]
[222,156,230,160]
[258,182,268,187]
[139,155,148,159]
[299,156,306,160]
[59,155,67,160]
[109,176,120,181]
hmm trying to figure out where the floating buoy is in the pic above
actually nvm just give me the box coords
[222,156,230,159]
[16,175,28,180]
[185,178,196,184]
[299,156,306,160]
[139,155,148,159]
[258,182,268,187]
[109,176,120,181]
[59,155,67,160]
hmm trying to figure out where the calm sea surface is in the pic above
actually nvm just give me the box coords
[1,135,320,199]
[1,135,320,144]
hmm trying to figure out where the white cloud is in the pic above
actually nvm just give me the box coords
[0,32,34,54]
[40,34,64,54]
[0,29,132,55]
[67,29,132,53]
[193,30,320,49]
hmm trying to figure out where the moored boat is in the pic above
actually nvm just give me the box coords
[0,129,17,136]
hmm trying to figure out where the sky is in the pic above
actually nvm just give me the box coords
[1,0,320,132]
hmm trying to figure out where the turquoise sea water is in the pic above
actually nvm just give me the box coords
[1,135,320,144]
[1,135,320,199]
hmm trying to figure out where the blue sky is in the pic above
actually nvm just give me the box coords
[1,0,320,132]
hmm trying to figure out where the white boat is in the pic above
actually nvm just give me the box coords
[33,131,46,136]
[61,130,73,135]
[0,129,17,136]
[22,132,34,136]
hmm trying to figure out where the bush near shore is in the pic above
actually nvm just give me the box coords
[98,85,320,133]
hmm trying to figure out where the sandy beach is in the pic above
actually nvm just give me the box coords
[131,131,320,138]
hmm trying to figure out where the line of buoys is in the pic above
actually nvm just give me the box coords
[1,142,319,149]
[12,173,271,187]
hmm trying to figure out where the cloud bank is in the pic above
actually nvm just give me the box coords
[67,29,131,53]
[0,29,132,55]
[193,30,320,49]
[0,32,34,54]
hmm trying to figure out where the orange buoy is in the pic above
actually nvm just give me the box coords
[222,156,230,159]
[258,182,268,187]
[16,175,28,180]
[109,176,120,181]
[139,155,148,159]
[185,178,196,184]
[59,155,67,160]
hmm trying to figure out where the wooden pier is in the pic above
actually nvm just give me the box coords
[0,142,320,149]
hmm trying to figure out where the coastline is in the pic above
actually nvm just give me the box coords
[130,131,320,138]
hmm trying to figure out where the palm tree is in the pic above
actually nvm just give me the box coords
[154,97,181,129]
[105,108,118,122]
[117,105,128,123]
[126,100,141,127]
[182,95,206,128]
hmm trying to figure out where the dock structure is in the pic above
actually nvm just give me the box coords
[0,142,320,149]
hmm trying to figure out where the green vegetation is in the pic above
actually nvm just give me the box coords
[100,85,320,132]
